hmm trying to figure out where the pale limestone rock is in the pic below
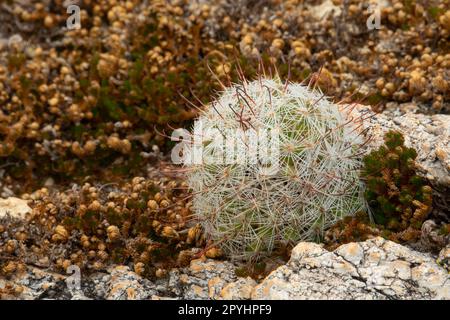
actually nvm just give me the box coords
[411,264,449,299]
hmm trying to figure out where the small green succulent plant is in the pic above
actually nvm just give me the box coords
[185,77,368,261]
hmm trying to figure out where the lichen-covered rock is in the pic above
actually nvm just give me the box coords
[148,258,257,300]
[251,237,449,300]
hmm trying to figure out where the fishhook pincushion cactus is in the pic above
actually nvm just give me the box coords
[185,77,367,261]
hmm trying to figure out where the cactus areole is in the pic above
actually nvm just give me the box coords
[183,77,367,261]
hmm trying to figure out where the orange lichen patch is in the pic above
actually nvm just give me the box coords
[337,242,363,260]
[191,285,205,297]
[324,212,381,251]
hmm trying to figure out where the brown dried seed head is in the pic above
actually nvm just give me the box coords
[88,200,101,211]
[106,225,121,240]
[97,250,108,261]
[160,199,170,208]
[161,226,178,238]
[152,220,161,229]
[186,225,201,244]
[154,192,162,203]
[93,261,103,270]
[147,199,158,210]
[82,240,91,248]
[52,225,69,242]
[6,240,17,253]
[2,261,17,274]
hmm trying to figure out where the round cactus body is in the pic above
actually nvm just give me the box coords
[185,77,367,261]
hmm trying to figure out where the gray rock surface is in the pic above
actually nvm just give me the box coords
[0,258,240,300]
[3,238,448,300]
[252,237,449,300]
[0,266,68,300]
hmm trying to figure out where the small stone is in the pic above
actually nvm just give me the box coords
[0,197,31,220]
